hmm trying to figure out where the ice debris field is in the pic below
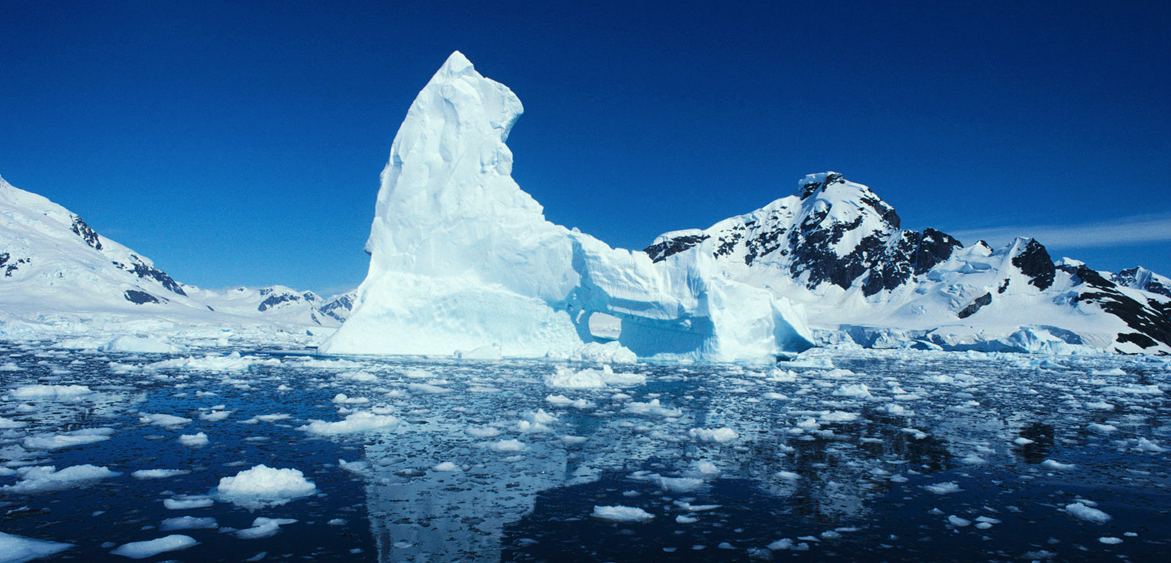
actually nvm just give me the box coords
[0,340,1168,562]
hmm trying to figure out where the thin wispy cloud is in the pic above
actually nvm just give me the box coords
[950,213,1171,249]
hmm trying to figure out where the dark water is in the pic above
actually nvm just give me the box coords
[0,342,1168,562]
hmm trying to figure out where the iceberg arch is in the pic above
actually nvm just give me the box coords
[321,51,813,362]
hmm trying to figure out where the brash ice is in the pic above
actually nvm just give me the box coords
[321,51,814,361]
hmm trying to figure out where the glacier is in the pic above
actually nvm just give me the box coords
[322,51,814,362]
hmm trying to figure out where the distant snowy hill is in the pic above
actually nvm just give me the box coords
[646,172,1171,355]
[0,175,353,343]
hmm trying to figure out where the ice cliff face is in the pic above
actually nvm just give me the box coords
[322,52,814,361]
[646,173,1171,355]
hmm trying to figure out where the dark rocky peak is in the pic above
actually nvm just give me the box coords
[799,172,846,199]
[1113,267,1171,298]
[112,255,186,296]
[1009,238,1055,290]
[644,232,709,263]
[257,290,305,312]
[913,228,963,275]
[70,214,103,251]
[319,293,356,323]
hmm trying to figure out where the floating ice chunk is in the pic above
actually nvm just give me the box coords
[336,371,378,382]
[132,469,191,479]
[545,394,596,409]
[689,427,739,443]
[23,428,114,450]
[923,481,962,495]
[1087,423,1116,433]
[820,411,859,423]
[146,352,278,372]
[178,432,208,447]
[1065,502,1112,523]
[1085,401,1114,410]
[466,426,501,438]
[571,342,637,364]
[834,384,871,399]
[1091,368,1126,376]
[139,413,192,427]
[236,517,297,539]
[109,535,198,559]
[1098,537,1123,545]
[432,462,460,472]
[216,465,317,509]
[338,459,370,475]
[9,385,92,400]
[159,516,217,531]
[786,356,834,369]
[560,435,588,445]
[101,335,186,354]
[657,476,706,493]
[299,412,399,436]
[948,515,971,527]
[1013,437,1034,446]
[0,362,22,371]
[163,496,213,510]
[777,471,800,481]
[624,399,682,417]
[488,439,526,452]
[0,531,72,563]
[591,505,654,522]
[1136,438,1166,452]
[0,417,25,429]
[673,501,721,512]
[1041,460,1075,471]
[200,409,231,422]
[676,515,699,524]
[544,365,622,389]
[767,538,794,550]
[407,383,450,394]
[2,465,119,493]
[332,393,370,404]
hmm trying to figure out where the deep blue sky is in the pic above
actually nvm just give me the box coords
[2,0,1168,294]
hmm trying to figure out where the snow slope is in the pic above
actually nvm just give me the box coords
[0,175,353,342]
[323,51,813,362]
[645,173,1171,355]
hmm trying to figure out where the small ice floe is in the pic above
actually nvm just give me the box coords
[624,399,682,418]
[2,465,119,493]
[488,439,526,452]
[8,384,92,401]
[1136,438,1166,452]
[688,427,738,444]
[336,371,378,382]
[466,426,501,438]
[1099,537,1123,545]
[545,394,596,409]
[163,496,213,510]
[407,383,450,394]
[674,501,721,512]
[948,515,971,527]
[432,462,460,472]
[923,481,963,495]
[131,469,191,479]
[139,413,192,428]
[0,530,72,561]
[777,471,800,481]
[109,535,198,559]
[215,465,317,509]
[178,432,209,447]
[834,384,872,399]
[0,362,23,371]
[0,416,26,429]
[199,406,232,421]
[656,475,706,493]
[23,427,115,450]
[1065,502,1112,523]
[299,412,399,436]
[236,517,297,539]
[100,335,186,355]
[1087,423,1117,433]
[571,341,637,363]
[676,515,699,524]
[544,365,645,389]
[1041,460,1075,471]
[591,505,654,522]
[159,516,217,531]
[332,393,370,404]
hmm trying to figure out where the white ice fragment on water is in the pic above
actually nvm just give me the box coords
[544,365,646,389]
[139,413,192,427]
[159,516,217,531]
[199,409,231,421]
[923,482,962,495]
[948,515,971,527]
[1136,438,1166,452]
[145,352,278,372]
[591,505,654,522]
[488,439,526,452]
[1098,537,1123,545]
[767,538,794,550]
[178,432,208,447]
[0,531,72,562]
[23,427,114,450]
[1065,502,1112,523]
[466,426,501,438]
[689,427,739,443]
[656,476,706,493]
[163,497,213,510]
[432,462,460,472]
[131,469,191,479]
[2,465,119,493]
[571,341,637,364]
[673,501,721,512]
[676,515,699,524]
[332,393,370,404]
[236,517,297,539]
[8,384,92,400]
[0,362,22,371]
[1041,460,1075,471]
[545,394,596,409]
[336,371,378,382]
[101,335,186,355]
[407,383,450,394]
[299,412,399,436]
[834,384,871,399]
[216,465,317,509]
[1085,401,1114,410]
[109,535,199,559]
[777,471,800,481]
[1088,423,1116,433]
[820,411,859,423]
[1013,437,1034,446]
[624,399,682,418]
[0,417,27,428]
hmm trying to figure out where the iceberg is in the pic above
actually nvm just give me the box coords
[322,51,813,362]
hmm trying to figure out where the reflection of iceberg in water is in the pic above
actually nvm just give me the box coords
[345,352,1170,561]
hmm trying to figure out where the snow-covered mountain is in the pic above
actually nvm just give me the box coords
[0,175,353,341]
[646,172,1171,355]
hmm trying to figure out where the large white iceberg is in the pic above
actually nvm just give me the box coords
[322,51,813,362]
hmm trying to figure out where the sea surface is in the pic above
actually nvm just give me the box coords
[0,342,1168,562]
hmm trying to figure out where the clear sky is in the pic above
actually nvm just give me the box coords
[2,0,1168,294]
